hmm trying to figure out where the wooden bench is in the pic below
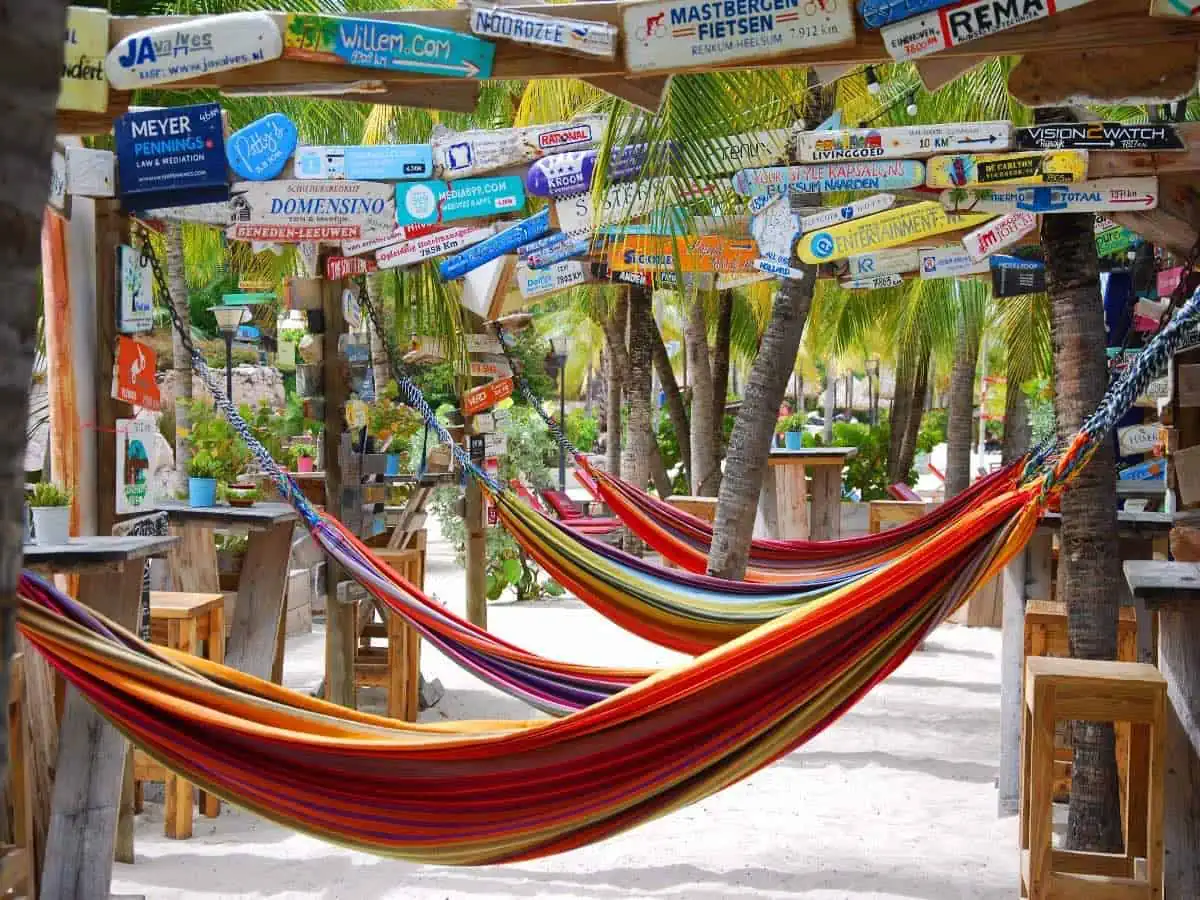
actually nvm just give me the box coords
[133,591,225,839]
[665,496,719,523]
[867,499,933,535]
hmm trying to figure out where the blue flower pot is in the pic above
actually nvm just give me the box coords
[385,453,400,476]
[188,477,217,507]
[785,431,803,450]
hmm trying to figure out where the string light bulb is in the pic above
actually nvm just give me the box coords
[865,66,881,95]
[906,101,919,116]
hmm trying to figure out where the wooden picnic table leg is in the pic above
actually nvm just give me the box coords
[163,618,197,840]
[167,522,220,594]
[808,463,842,541]
[224,521,293,683]
[774,462,809,541]
[40,562,145,900]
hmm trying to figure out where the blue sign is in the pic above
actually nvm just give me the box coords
[529,238,589,269]
[439,208,550,280]
[1119,459,1166,481]
[857,0,955,29]
[525,146,646,198]
[990,254,1046,298]
[285,13,495,79]
[396,176,525,226]
[227,113,297,181]
[293,144,433,181]
[116,102,229,211]
[518,231,568,259]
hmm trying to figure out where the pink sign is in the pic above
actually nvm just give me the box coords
[1158,266,1184,299]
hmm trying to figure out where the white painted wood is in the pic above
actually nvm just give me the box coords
[843,246,919,278]
[228,181,395,242]
[940,177,1158,214]
[517,260,586,298]
[841,273,903,290]
[798,193,895,233]
[882,0,1097,61]
[66,147,114,198]
[918,245,991,278]
[554,177,676,238]
[432,115,607,180]
[961,211,1038,262]
[375,225,494,270]
[998,548,1027,817]
[469,4,618,57]
[797,122,1011,162]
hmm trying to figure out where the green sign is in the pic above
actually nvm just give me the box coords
[1096,226,1135,257]
[222,292,275,305]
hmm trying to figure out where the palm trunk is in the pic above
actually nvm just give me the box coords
[708,267,816,579]
[897,352,930,484]
[686,296,717,495]
[822,366,835,444]
[366,272,391,402]
[621,286,654,552]
[1045,209,1125,853]
[650,316,690,487]
[708,290,734,489]
[1002,366,1032,465]
[0,0,70,789]
[945,325,980,497]
[166,222,191,495]
[888,357,915,483]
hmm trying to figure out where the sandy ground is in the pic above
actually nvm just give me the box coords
[112,518,1019,900]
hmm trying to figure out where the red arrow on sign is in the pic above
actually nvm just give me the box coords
[462,377,514,417]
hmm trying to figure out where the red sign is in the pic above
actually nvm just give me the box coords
[325,256,378,280]
[1158,266,1184,299]
[112,336,160,410]
[462,377,513,416]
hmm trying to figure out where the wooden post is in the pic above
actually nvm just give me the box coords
[1155,605,1200,896]
[322,276,355,708]
[997,546,1027,817]
[224,521,293,682]
[463,312,488,629]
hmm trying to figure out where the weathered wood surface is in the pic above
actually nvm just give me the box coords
[1008,40,1199,107]
[772,462,809,542]
[1124,560,1200,608]
[1117,480,1168,499]
[766,448,857,466]
[808,465,843,541]
[22,535,178,572]
[158,501,298,530]
[40,563,145,900]
[1039,509,1173,534]
[998,548,1027,817]
[224,520,294,683]
[166,523,220,594]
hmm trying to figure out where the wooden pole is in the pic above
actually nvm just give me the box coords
[998,545,1027,817]
[464,314,487,629]
[322,275,355,708]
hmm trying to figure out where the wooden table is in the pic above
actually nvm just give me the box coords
[665,495,719,523]
[158,502,298,684]
[1124,559,1200,899]
[23,535,178,900]
[757,448,856,541]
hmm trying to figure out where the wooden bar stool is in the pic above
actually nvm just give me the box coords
[133,591,225,839]
[1020,656,1165,899]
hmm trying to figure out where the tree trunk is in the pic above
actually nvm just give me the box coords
[888,357,915,483]
[708,268,816,579]
[686,296,718,495]
[822,365,835,444]
[621,286,654,552]
[602,294,628,478]
[0,0,70,790]
[897,352,930,485]
[945,325,981,498]
[650,315,690,487]
[708,290,734,489]
[1045,209,1125,854]
[1002,363,1032,465]
[366,272,391,402]
[649,426,672,497]
[166,221,191,495]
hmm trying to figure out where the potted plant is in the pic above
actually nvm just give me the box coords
[777,413,807,450]
[290,442,318,473]
[227,482,259,508]
[28,482,71,544]
[187,453,221,507]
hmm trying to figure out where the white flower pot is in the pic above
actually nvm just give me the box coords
[31,506,70,545]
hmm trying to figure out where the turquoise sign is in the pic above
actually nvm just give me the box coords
[227,113,297,181]
[440,208,551,280]
[293,144,433,181]
[396,176,525,227]
[285,13,495,79]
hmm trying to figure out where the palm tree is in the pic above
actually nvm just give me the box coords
[166,222,191,494]
[945,280,989,497]
[621,285,654,549]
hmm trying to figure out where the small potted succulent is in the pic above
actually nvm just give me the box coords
[28,482,71,545]
[187,453,221,507]
[290,442,318,473]
[227,482,259,508]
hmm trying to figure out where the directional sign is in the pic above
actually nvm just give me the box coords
[113,337,160,410]
[751,194,800,276]
[859,0,960,29]
[376,225,495,270]
[294,144,433,181]
[1014,123,1184,152]
[926,150,1088,188]
[796,201,991,265]
[118,245,153,334]
[1096,225,1137,257]
[469,4,618,58]
[732,160,925,199]
[961,211,1038,262]
[842,273,904,290]
[754,258,805,280]
[843,247,920,278]
[227,113,297,181]
[396,176,525,226]
[529,238,590,269]
[940,178,1158,215]
[65,147,115,197]
[797,122,1012,162]
[107,12,283,90]
[116,102,228,212]
[432,116,607,180]
[325,256,379,280]
[610,235,759,273]
[799,194,896,233]
[462,377,514,416]
[621,0,855,73]
[882,0,1096,61]
[526,146,646,198]
[59,6,109,113]
[518,260,588,298]
[555,177,677,238]
[590,262,653,288]
[1117,424,1161,456]
[918,245,991,278]
[228,180,396,243]
[341,223,441,256]
[990,254,1046,297]
[283,13,495,79]
[439,208,552,280]
[519,232,569,260]
[469,356,514,379]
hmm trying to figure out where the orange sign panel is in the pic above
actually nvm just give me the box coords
[112,336,161,410]
[462,376,513,416]
[609,236,758,273]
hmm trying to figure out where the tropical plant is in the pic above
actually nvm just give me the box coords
[28,482,70,507]
[288,442,318,469]
[776,413,807,434]
[186,399,252,484]
[564,409,600,454]
[186,452,222,481]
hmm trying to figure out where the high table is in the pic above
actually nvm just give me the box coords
[157,502,298,684]
[757,448,857,541]
[24,534,178,900]
[1124,560,1200,898]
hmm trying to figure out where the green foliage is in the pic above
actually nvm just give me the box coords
[28,482,70,507]
[240,400,285,464]
[1025,376,1057,446]
[776,412,808,433]
[565,409,600,453]
[815,422,908,500]
[917,409,948,454]
[185,399,253,484]
[186,452,222,480]
[653,415,690,495]
[288,442,318,468]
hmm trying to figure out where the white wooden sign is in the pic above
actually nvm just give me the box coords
[517,259,587,298]
[797,122,1012,162]
[106,12,283,90]
[143,200,230,226]
[66,147,115,197]
[116,418,160,515]
[882,0,1095,61]
[799,194,896,233]
[48,149,68,213]
[750,192,799,275]
[467,334,504,355]
[918,245,991,278]
[841,274,904,290]
[844,247,919,278]
[470,355,514,379]
[341,223,442,257]
[469,4,618,58]
[1117,423,1160,456]
[555,177,677,238]
[118,245,154,334]
[962,212,1038,262]
[375,225,495,271]
[433,115,608,180]
[940,177,1158,215]
[621,0,855,73]
[228,181,396,242]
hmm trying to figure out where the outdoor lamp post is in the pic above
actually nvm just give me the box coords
[546,338,570,491]
[209,305,250,404]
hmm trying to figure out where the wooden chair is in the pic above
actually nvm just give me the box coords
[867,500,934,534]
[133,591,226,839]
[1020,656,1165,899]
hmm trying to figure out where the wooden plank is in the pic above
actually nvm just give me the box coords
[40,563,144,900]
[22,535,177,570]
[223,80,482,114]
[1091,122,1200,179]
[158,501,298,529]
[225,520,293,683]
[1110,175,1200,257]
[582,75,670,113]
[915,55,988,92]
[1008,41,1199,107]
[808,464,842,541]
[998,548,1027,817]
[166,523,220,594]
[772,462,808,541]
[1155,606,1200,899]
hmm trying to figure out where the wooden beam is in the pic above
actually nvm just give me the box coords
[1109,175,1200,257]
[220,80,483,115]
[1008,41,1198,107]
[1090,123,1200,178]
[583,75,670,113]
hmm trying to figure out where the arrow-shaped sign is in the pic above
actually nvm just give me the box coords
[940,177,1158,214]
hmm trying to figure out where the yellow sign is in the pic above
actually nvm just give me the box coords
[925,150,1088,188]
[58,7,109,114]
[796,201,993,265]
[239,278,274,292]
[609,236,759,273]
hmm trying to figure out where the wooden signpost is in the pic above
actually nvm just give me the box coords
[620,0,855,73]
[799,193,896,233]
[228,180,396,241]
[59,6,109,114]
[795,201,991,264]
[882,0,1097,61]
[797,121,1012,162]
[841,273,904,290]
[609,235,759,273]
[925,150,1088,188]
[526,145,645,197]
[517,260,587,298]
[843,247,920,278]
[376,224,495,270]
[940,177,1159,214]
[961,210,1038,262]
[469,4,618,58]
[431,115,607,180]
[528,238,589,268]
[1014,122,1184,151]
[439,208,551,279]
[395,176,525,226]
[919,244,991,278]
[227,113,298,181]
[341,222,440,256]
[294,144,434,181]
[554,176,676,237]
[990,254,1046,296]
[732,160,925,198]
[462,377,514,416]
[750,194,800,277]
[325,255,378,280]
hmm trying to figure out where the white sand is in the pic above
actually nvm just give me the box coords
[112,523,1019,899]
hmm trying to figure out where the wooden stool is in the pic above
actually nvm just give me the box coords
[133,591,225,839]
[353,542,424,721]
[1020,656,1165,899]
